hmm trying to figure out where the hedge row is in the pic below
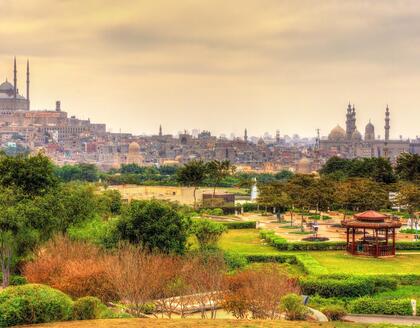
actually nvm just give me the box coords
[300,275,398,298]
[222,221,256,229]
[260,230,420,251]
[245,254,297,264]
[348,297,413,316]
[295,254,328,275]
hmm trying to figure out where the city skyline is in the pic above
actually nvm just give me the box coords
[1,1,419,138]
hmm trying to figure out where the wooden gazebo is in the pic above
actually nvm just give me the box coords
[342,210,402,257]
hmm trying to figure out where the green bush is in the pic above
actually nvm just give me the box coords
[0,273,27,286]
[321,305,347,321]
[224,251,248,270]
[222,221,256,229]
[245,254,297,264]
[295,254,328,275]
[0,284,73,326]
[279,293,308,320]
[307,295,346,310]
[395,241,420,250]
[348,297,412,315]
[72,296,104,320]
[300,275,397,298]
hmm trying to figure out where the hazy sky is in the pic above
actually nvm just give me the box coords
[0,0,419,138]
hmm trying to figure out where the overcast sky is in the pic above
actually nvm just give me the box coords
[0,0,419,138]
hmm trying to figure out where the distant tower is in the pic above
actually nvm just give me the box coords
[276,130,280,144]
[345,102,352,139]
[26,59,30,110]
[159,125,162,137]
[384,105,390,158]
[351,104,357,135]
[13,57,17,99]
[244,128,248,142]
[55,101,61,112]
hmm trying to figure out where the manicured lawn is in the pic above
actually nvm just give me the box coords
[17,318,419,328]
[294,251,420,275]
[218,229,280,255]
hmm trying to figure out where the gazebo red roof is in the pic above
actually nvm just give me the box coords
[354,210,388,222]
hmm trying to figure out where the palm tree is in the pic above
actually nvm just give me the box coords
[176,160,208,209]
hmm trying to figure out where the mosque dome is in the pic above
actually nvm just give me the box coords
[128,141,140,153]
[364,121,375,141]
[352,130,363,141]
[328,125,346,141]
[0,80,14,92]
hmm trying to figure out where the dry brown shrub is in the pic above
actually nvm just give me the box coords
[23,236,117,302]
[222,264,300,319]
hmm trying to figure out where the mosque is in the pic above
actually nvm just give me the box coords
[320,103,411,161]
[0,57,30,112]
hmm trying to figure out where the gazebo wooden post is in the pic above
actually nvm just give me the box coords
[392,228,396,256]
[385,228,389,245]
[352,228,356,254]
[375,228,379,257]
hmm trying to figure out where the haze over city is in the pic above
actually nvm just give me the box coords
[1,0,419,138]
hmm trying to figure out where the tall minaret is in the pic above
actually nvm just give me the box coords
[276,130,280,144]
[244,128,248,142]
[345,102,352,139]
[159,124,162,137]
[13,57,17,99]
[26,59,30,110]
[384,105,390,158]
[351,104,357,134]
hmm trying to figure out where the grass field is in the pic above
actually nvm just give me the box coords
[18,318,420,328]
[218,229,279,255]
[218,229,420,275]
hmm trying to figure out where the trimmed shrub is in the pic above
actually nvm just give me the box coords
[321,305,347,321]
[0,284,73,327]
[72,296,104,320]
[300,275,397,298]
[395,241,420,251]
[295,254,328,275]
[279,293,308,320]
[223,251,248,270]
[348,297,412,315]
[307,295,346,310]
[222,221,256,229]
[245,254,297,264]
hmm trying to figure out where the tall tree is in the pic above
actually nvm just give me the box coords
[206,160,235,205]
[395,153,420,182]
[396,182,420,239]
[176,160,208,209]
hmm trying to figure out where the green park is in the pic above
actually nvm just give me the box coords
[0,153,419,327]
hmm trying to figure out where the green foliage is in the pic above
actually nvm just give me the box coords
[0,284,73,326]
[55,163,99,182]
[223,251,248,270]
[320,304,347,321]
[192,219,227,249]
[295,254,329,275]
[116,200,191,254]
[222,221,256,229]
[321,156,396,184]
[72,296,105,320]
[300,275,398,298]
[0,273,27,286]
[348,297,412,315]
[96,189,123,217]
[0,153,57,196]
[395,153,420,182]
[244,254,297,264]
[279,293,308,320]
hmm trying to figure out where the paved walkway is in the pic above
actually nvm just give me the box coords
[344,314,420,325]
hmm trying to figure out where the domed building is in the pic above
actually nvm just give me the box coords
[0,58,30,112]
[126,141,144,165]
[328,125,346,142]
[320,103,411,161]
[364,121,375,141]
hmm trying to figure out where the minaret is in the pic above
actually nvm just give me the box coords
[351,104,356,135]
[159,124,162,137]
[13,57,17,99]
[384,105,390,158]
[26,59,30,110]
[244,128,248,142]
[345,102,352,140]
[276,130,280,144]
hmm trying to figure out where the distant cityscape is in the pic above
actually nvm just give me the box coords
[0,58,419,172]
